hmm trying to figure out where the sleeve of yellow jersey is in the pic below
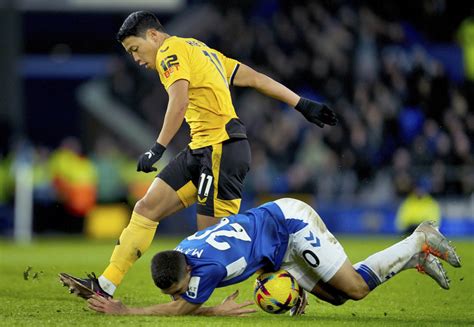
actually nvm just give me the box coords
[215,51,241,86]
[155,39,191,90]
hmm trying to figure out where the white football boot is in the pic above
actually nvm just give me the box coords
[413,221,461,268]
[405,252,450,289]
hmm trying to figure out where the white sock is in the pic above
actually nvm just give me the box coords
[98,275,117,295]
[354,233,422,289]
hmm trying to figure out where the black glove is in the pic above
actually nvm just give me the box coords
[295,97,338,128]
[137,143,166,173]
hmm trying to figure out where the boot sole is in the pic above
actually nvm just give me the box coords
[59,273,96,299]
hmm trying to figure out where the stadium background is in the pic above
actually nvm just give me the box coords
[0,0,473,242]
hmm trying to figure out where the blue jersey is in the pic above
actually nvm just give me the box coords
[175,202,296,304]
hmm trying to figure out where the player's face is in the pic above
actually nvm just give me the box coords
[122,33,159,70]
[161,270,192,298]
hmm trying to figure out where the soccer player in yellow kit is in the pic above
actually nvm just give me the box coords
[60,11,337,299]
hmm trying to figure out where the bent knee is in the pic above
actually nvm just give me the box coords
[134,197,161,221]
[345,282,370,301]
[135,197,152,212]
[329,295,348,306]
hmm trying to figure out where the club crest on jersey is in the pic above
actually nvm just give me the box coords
[160,54,180,78]
[186,276,201,299]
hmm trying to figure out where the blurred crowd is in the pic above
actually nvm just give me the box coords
[2,1,473,212]
[104,1,473,202]
[209,2,474,203]
[0,137,157,231]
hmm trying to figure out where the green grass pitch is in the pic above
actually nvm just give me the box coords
[1,236,473,326]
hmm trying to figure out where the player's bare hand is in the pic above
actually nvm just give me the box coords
[217,290,256,316]
[87,295,129,315]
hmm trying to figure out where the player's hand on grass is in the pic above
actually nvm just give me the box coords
[295,97,338,128]
[216,290,256,316]
[87,294,129,315]
[137,143,166,173]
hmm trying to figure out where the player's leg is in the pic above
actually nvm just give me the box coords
[134,178,185,218]
[310,250,452,304]
[59,178,184,298]
[344,221,460,296]
[60,149,197,298]
[99,148,200,294]
[195,139,250,228]
[99,178,184,294]
[319,223,461,301]
[317,259,370,301]
[276,199,458,306]
[310,281,349,305]
[276,198,351,308]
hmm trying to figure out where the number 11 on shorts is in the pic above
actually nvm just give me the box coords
[198,173,213,197]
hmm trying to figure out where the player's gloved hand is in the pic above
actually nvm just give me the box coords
[295,97,338,128]
[136,142,166,173]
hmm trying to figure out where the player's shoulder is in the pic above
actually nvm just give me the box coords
[155,36,185,59]
[164,36,207,49]
[160,37,207,61]
[185,253,227,275]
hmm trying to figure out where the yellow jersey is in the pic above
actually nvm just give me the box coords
[155,36,246,149]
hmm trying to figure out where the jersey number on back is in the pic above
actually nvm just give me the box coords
[187,218,251,250]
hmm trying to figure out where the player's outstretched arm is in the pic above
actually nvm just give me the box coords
[232,64,299,106]
[87,294,201,316]
[87,290,255,316]
[232,64,337,127]
[194,290,256,316]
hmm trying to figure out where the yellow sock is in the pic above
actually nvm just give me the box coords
[102,211,158,286]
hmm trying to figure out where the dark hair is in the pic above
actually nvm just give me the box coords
[151,250,187,289]
[116,11,165,42]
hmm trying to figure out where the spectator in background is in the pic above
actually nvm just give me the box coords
[457,14,474,83]
[395,178,441,236]
[49,137,98,217]
[91,136,128,204]
[0,154,13,205]
[83,1,473,201]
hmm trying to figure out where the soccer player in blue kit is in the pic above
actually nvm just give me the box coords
[81,198,461,317]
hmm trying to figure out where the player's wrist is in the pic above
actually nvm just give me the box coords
[295,97,322,115]
[151,143,166,157]
[195,306,218,316]
[125,306,142,315]
[121,306,132,315]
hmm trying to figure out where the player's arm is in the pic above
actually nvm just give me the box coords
[193,290,256,316]
[87,295,200,315]
[232,63,300,106]
[135,79,188,173]
[232,64,338,128]
[137,40,191,173]
[87,290,255,316]
[156,79,189,147]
